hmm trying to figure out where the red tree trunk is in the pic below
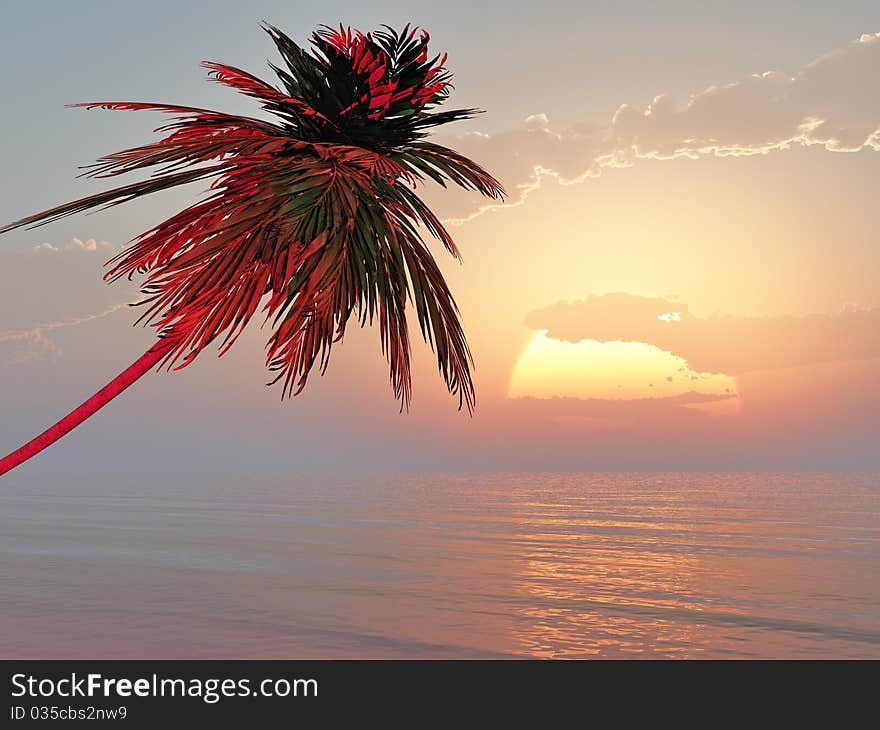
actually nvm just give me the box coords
[0,338,174,477]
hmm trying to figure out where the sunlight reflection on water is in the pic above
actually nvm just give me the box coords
[1,472,878,658]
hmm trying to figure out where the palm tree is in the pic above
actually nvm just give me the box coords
[0,23,503,476]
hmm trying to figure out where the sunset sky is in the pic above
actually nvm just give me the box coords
[1,1,878,472]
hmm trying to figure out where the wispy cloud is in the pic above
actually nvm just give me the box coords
[440,32,880,223]
[0,300,133,365]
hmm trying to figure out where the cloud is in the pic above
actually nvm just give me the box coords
[524,113,550,129]
[32,237,116,254]
[68,237,99,252]
[0,300,133,365]
[0,329,62,364]
[437,32,880,222]
[612,32,880,158]
[65,237,117,253]
[0,239,139,364]
[525,293,880,374]
[516,389,736,411]
[497,390,741,434]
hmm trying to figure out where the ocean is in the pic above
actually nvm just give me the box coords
[1,472,878,658]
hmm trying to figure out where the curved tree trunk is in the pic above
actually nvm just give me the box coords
[0,337,175,477]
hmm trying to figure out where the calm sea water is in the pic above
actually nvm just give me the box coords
[1,472,878,659]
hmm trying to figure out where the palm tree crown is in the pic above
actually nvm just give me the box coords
[1,23,504,412]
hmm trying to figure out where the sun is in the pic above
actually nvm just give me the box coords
[508,331,738,405]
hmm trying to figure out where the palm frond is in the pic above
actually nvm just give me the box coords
[0,23,503,412]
